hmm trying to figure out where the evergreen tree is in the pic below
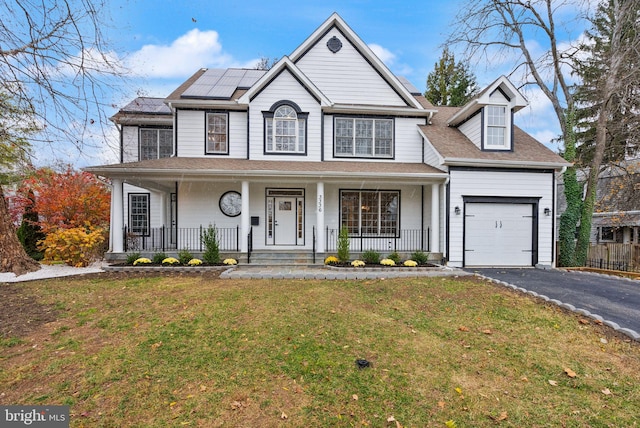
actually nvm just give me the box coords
[425,48,479,106]
[16,190,44,260]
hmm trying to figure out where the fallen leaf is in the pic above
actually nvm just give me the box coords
[600,337,608,344]
[564,368,577,378]
[352,394,358,401]
[151,341,162,350]
[578,318,590,325]
[231,401,242,410]
[520,376,529,382]
[548,380,558,386]
[200,385,207,392]
[438,401,446,409]
[455,387,463,395]
[491,411,508,421]
[482,329,492,335]
[458,326,470,332]
[594,319,603,325]
[601,388,612,395]
[281,412,288,420]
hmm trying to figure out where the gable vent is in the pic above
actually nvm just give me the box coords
[327,36,342,53]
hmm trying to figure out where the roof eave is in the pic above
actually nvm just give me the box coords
[444,157,571,170]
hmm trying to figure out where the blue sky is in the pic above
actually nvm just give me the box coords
[61,0,589,166]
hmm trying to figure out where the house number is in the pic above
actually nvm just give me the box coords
[317,194,323,213]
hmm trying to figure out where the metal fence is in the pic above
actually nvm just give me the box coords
[124,226,240,252]
[586,243,640,272]
[325,228,430,253]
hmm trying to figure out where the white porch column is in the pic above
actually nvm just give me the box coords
[111,178,124,253]
[430,183,440,253]
[316,182,325,253]
[240,180,250,253]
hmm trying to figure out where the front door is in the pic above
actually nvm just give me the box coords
[266,189,304,246]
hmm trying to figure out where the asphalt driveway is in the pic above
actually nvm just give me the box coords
[468,268,640,340]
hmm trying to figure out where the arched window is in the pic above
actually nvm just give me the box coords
[264,101,307,154]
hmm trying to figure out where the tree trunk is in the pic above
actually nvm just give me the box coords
[0,185,40,275]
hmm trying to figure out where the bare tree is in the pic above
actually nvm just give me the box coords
[0,0,127,274]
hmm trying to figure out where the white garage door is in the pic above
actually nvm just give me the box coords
[464,203,534,267]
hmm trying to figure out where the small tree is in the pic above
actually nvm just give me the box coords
[201,224,220,264]
[425,47,479,107]
[16,190,44,260]
[337,227,350,263]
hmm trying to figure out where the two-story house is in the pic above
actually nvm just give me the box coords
[86,13,569,267]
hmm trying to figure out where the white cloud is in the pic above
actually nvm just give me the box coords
[368,43,396,65]
[127,29,238,79]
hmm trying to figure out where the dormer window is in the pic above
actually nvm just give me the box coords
[263,101,307,155]
[484,105,511,150]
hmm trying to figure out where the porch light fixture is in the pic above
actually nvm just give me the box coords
[544,207,551,216]
[454,206,461,215]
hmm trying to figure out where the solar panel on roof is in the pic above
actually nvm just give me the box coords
[181,68,266,99]
[397,76,422,95]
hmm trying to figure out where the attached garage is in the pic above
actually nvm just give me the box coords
[463,197,539,267]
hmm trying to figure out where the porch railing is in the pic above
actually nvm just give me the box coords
[325,228,430,253]
[586,243,640,272]
[124,226,240,252]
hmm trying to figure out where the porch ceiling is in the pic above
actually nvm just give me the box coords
[84,158,449,183]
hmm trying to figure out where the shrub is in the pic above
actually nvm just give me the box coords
[337,227,350,263]
[380,258,396,267]
[16,200,45,260]
[152,252,167,264]
[39,226,107,267]
[403,260,418,267]
[188,258,203,266]
[362,249,381,264]
[324,255,339,266]
[410,250,430,265]
[162,257,180,266]
[126,252,141,265]
[351,260,365,267]
[223,258,237,265]
[133,258,152,266]
[387,251,401,264]
[201,224,220,264]
[178,249,194,265]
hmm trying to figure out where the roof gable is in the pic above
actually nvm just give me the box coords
[448,76,528,126]
[237,57,331,106]
[289,13,423,109]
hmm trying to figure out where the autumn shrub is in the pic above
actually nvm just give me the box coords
[39,226,106,267]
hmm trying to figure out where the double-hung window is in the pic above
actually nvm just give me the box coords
[264,104,307,154]
[139,128,173,160]
[206,112,228,154]
[485,105,508,149]
[335,117,393,158]
[340,190,399,236]
[129,193,150,236]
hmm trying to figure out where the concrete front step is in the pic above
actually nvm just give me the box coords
[247,251,322,265]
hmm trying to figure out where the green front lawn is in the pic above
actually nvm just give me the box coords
[1,273,638,427]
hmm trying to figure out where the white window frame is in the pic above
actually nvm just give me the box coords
[139,128,173,160]
[484,105,510,150]
[206,112,229,154]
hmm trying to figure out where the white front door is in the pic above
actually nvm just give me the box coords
[266,189,305,246]
[274,197,298,245]
[464,203,534,267]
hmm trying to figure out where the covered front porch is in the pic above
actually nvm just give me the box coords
[86,158,448,264]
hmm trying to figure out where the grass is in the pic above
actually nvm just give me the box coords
[1,274,639,427]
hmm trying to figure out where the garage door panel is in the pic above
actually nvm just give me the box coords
[465,203,533,267]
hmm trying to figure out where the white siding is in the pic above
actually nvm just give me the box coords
[229,111,248,158]
[448,169,555,267]
[296,27,406,106]
[458,113,482,148]
[176,110,205,157]
[423,138,445,170]
[323,116,424,163]
[122,126,139,163]
[123,183,167,229]
[248,69,322,161]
